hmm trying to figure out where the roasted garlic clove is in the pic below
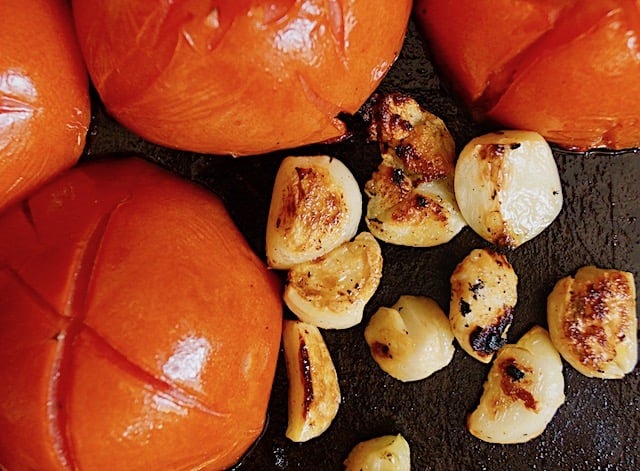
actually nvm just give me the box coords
[454,130,563,248]
[266,155,362,269]
[449,248,518,363]
[547,266,637,379]
[364,295,455,382]
[283,232,383,330]
[344,434,411,471]
[467,326,565,444]
[363,93,467,247]
[282,320,341,442]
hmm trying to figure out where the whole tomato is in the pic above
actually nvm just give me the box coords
[415,0,640,151]
[0,157,283,471]
[0,0,90,212]
[72,0,412,156]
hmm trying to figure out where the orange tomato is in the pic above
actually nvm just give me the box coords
[0,0,90,212]
[415,0,640,151]
[0,157,283,470]
[71,0,412,156]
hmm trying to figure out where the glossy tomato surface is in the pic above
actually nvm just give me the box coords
[0,0,90,212]
[0,157,282,471]
[414,0,640,151]
[71,0,412,156]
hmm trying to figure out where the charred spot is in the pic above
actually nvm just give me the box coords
[492,231,517,249]
[499,358,536,410]
[469,307,514,355]
[460,299,472,317]
[469,280,484,299]
[395,143,420,164]
[415,194,429,208]
[389,113,413,133]
[371,341,392,359]
[298,337,314,419]
[505,364,525,381]
[510,143,521,150]
[392,167,405,187]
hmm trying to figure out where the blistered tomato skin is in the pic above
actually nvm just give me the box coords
[72,0,412,156]
[415,0,640,151]
[0,158,283,471]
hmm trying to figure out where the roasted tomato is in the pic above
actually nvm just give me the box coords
[415,0,640,151]
[0,157,282,471]
[72,0,412,156]
[0,0,90,212]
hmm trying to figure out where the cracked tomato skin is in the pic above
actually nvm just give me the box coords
[0,0,90,213]
[71,0,412,156]
[415,0,640,151]
[0,157,283,471]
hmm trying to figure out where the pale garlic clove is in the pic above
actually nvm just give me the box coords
[344,434,411,471]
[364,295,455,382]
[454,130,563,248]
[282,320,341,442]
[363,92,467,247]
[547,265,637,379]
[449,248,518,363]
[284,232,383,330]
[266,155,362,269]
[467,325,565,444]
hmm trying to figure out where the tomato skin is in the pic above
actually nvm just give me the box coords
[415,0,640,151]
[0,0,90,213]
[0,157,283,471]
[71,0,412,156]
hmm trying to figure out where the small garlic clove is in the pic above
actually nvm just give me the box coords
[449,248,518,363]
[266,155,362,269]
[282,320,341,443]
[364,295,455,382]
[344,434,411,471]
[467,325,565,444]
[454,130,563,248]
[283,232,383,330]
[547,265,637,379]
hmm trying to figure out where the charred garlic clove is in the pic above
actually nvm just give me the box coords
[449,248,518,363]
[362,93,467,247]
[282,320,341,442]
[344,434,411,471]
[283,232,383,330]
[547,266,637,379]
[454,130,563,248]
[467,325,565,444]
[266,155,362,269]
[364,295,455,382]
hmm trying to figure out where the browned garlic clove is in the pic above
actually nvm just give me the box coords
[284,232,383,330]
[449,248,518,363]
[266,155,362,269]
[467,325,565,444]
[282,320,341,442]
[547,265,637,379]
[454,130,563,248]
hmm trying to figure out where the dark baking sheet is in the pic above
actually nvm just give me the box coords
[82,18,640,471]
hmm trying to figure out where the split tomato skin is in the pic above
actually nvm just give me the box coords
[415,0,640,151]
[71,0,412,156]
[0,157,283,471]
[0,0,90,213]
